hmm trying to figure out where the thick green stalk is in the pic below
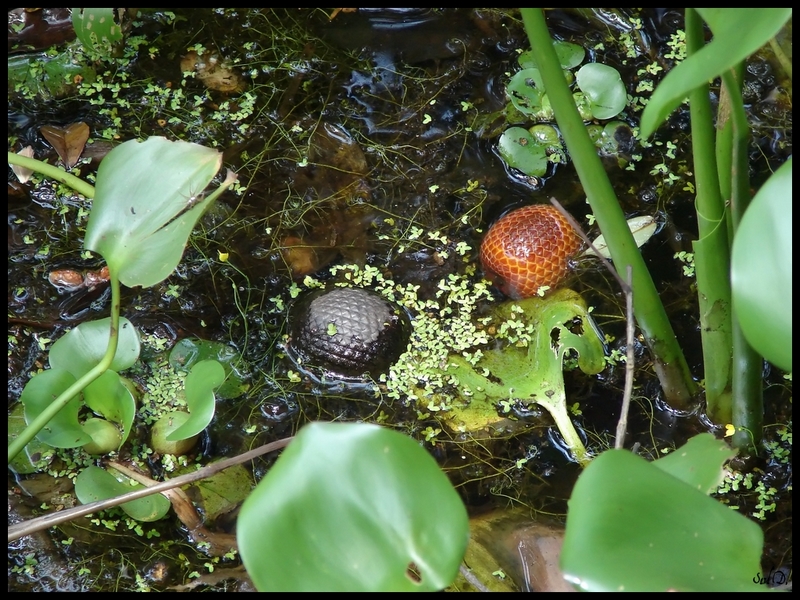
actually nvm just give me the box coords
[7,152,96,199]
[719,67,763,450]
[685,9,733,423]
[520,9,697,408]
[7,258,121,464]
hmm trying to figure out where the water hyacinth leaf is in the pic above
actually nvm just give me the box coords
[639,8,792,138]
[75,465,171,522]
[583,215,657,258]
[652,433,737,494]
[237,422,469,592]
[731,157,792,371]
[21,368,89,448]
[80,417,123,455]
[83,370,137,445]
[7,403,53,474]
[169,338,249,399]
[166,359,225,442]
[49,316,140,379]
[575,63,626,120]
[71,8,124,56]
[84,137,237,288]
[561,444,764,591]
[498,127,548,178]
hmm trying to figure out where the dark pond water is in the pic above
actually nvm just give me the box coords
[8,8,792,591]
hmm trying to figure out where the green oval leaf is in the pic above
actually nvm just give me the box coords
[519,41,584,70]
[166,359,225,441]
[561,441,764,592]
[83,137,234,288]
[575,63,626,120]
[169,338,249,399]
[84,370,138,445]
[506,68,544,115]
[21,368,88,448]
[75,465,171,522]
[237,422,469,592]
[731,157,792,371]
[49,317,140,379]
[498,127,548,178]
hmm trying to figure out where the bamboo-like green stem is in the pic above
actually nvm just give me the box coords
[685,9,733,423]
[520,8,698,409]
[7,152,96,198]
[8,274,121,464]
[719,67,763,450]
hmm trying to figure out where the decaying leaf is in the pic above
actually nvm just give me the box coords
[11,146,35,183]
[40,122,91,169]
[583,215,657,258]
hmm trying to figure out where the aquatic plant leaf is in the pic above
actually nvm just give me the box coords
[83,370,137,446]
[583,215,657,258]
[21,368,89,448]
[519,41,584,70]
[652,433,737,494]
[83,137,236,288]
[731,157,792,371]
[166,360,225,442]
[561,440,764,591]
[640,8,792,138]
[71,8,123,56]
[442,289,606,465]
[49,316,140,378]
[506,69,545,115]
[75,465,171,522]
[7,403,53,474]
[237,422,469,592]
[575,63,626,120]
[498,127,548,178]
[169,338,249,399]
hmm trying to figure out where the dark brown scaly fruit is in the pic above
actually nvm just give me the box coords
[480,204,583,299]
[288,287,410,379]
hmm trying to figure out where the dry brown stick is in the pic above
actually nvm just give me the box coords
[8,436,293,543]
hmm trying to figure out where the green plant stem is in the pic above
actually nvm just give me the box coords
[7,152,96,198]
[718,67,763,450]
[7,274,121,463]
[520,8,697,409]
[685,9,733,423]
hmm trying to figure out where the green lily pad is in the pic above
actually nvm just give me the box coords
[497,127,549,178]
[575,63,627,120]
[49,316,140,379]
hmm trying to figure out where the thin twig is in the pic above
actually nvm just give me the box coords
[615,265,635,449]
[548,198,635,449]
[8,436,293,543]
[459,563,491,592]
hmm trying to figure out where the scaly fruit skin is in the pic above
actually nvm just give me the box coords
[480,204,582,299]
[289,287,410,379]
